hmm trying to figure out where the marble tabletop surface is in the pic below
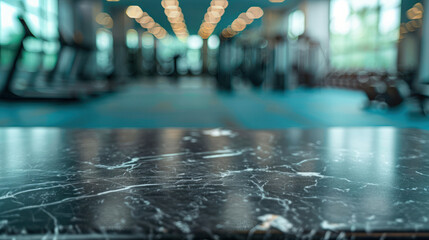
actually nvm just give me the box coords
[0,128,429,239]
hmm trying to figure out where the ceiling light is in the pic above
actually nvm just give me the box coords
[221,6,264,38]
[161,0,189,40]
[246,7,264,20]
[126,6,144,18]
[198,0,228,39]
[127,7,168,40]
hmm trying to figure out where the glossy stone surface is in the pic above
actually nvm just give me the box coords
[1,128,429,239]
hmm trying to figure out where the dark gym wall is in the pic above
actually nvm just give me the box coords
[110,6,135,79]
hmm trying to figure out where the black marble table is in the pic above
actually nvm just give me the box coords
[1,128,429,239]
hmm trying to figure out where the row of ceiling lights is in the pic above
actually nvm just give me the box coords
[161,0,189,40]
[198,0,229,39]
[221,7,264,38]
[111,0,269,40]
[126,6,168,39]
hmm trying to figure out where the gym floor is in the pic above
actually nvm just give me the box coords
[0,76,428,129]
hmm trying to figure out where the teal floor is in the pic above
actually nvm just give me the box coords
[1,78,429,129]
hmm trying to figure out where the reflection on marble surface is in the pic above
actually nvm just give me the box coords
[1,128,429,239]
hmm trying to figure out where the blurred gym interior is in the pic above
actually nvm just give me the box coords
[0,0,427,129]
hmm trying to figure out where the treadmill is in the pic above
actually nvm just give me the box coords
[0,16,86,102]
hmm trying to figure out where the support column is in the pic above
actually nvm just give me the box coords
[418,0,429,82]
[74,0,101,80]
[302,0,330,71]
[137,30,143,76]
[202,39,209,75]
[398,0,423,75]
[111,7,129,81]
[153,39,158,75]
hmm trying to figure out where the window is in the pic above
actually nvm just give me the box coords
[330,0,401,70]
[0,0,59,71]
[157,36,189,74]
[288,10,305,39]
[208,35,220,50]
[126,29,139,49]
[96,28,113,70]
[0,1,23,67]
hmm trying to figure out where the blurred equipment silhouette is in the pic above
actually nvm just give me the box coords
[0,0,427,116]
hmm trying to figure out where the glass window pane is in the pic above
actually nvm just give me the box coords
[208,35,220,50]
[126,29,139,49]
[330,0,351,34]
[25,0,40,9]
[331,0,350,20]
[349,0,377,11]
[1,0,59,71]
[96,29,113,69]
[288,10,305,39]
[45,15,58,38]
[47,0,58,14]
[0,2,23,45]
[187,35,203,50]
[330,0,400,70]
[379,8,400,35]
[380,0,401,9]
